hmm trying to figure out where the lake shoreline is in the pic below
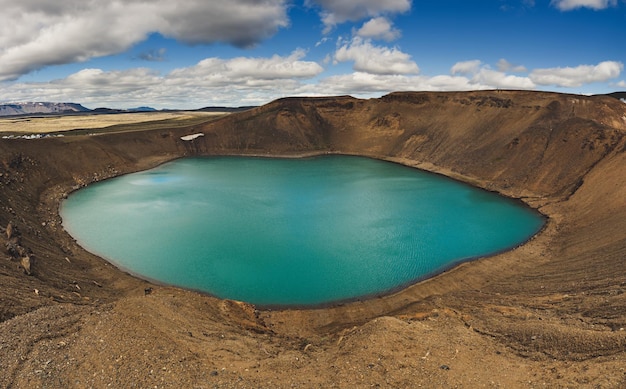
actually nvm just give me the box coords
[62,154,546,309]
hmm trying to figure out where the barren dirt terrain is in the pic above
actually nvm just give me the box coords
[0,111,225,135]
[1,90,625,388]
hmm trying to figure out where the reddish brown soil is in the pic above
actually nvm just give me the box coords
[1,90,626,388]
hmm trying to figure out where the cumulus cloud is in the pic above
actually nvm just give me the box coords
[551,0,617,10]
[314,72,486,97]
[334,38,419,75]
[315,72,409,94]
[496,59,527,73]
[468,59,624,91]
[530,61,623,87]
[0,66,492,108]
[356,17,401,41]
[473,68,536,89]
[0,50,323,109]
[307,0,411,33]
[451,60,483,76]
[169,49,323,81]
[0,1,289,81]
[1,54,622,109]
[451,60,535,89]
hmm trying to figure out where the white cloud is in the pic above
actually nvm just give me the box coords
[0,51,323,109]
[315,37,330,47]
[551,0,617,10]
[473,68,536,89]
[314,72,485,97]
[1,54,622,109]
[451,60,483,76]
[424,75,481,91]
[62,68,161,88]
[496,59,527,73]
[0,1,289,81]
[452,60,534,89]
[356,17,401,41]
[530,61,623,87]
[307,0,411,33]
[334,38,419,75]
[169,49,323,81]
[315,72,409,94]
[451,59,623,90]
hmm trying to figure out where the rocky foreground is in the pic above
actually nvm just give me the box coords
[1,90,626,388]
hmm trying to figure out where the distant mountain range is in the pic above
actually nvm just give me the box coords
[0,101,257,117]
[0,102,90,117]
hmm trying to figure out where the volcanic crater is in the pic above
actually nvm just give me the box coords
[1,90,626,388]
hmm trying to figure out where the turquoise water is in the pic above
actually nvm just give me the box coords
[61,155,544,306]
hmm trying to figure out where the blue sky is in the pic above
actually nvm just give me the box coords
[0,0,624,109]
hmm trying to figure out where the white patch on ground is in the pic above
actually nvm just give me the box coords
[180,133,205,141]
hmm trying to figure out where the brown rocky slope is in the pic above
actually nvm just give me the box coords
[1,90,626,387]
